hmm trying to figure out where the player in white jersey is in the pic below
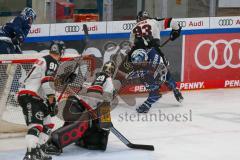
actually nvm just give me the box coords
[41,61,117,155]
[125,11,183,113]
[17,41,69,160]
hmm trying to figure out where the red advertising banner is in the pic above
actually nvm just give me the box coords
[183,33,240,84]
[119,79,240,94]
[119,33,240,94]
[178,80,240,90]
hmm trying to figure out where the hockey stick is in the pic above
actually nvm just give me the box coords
[160,37,171,47]
[64,85,154,151]
[57,24,89,102]
[110,125,154,151]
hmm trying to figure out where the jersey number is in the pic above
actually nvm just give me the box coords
[96,75,106,82]
[49,62,58,71]
[133,24,152,37]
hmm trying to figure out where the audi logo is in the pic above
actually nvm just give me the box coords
[177,21,187,27]
[194,39,240,70]
[122,23,136,30]
[218,19,234,26]
[65,25,80,32]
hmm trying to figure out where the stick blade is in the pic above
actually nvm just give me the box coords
[127,143,155,151]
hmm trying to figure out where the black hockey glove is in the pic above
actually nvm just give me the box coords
[46,95,58,117]
[170,25,182,41]
[154,17,165,21]
[65,72,77,83]
[12,35,24,45]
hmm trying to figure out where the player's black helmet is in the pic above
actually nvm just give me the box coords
[137,10,150,22]
[102,61,116,77]
[50,41,66,56]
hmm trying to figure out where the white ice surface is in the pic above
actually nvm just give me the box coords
[0,89,240,160]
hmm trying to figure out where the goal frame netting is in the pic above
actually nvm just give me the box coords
[0,53,96,138]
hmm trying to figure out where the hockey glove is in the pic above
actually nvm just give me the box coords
[154,17,165,21]
[12,35,24,45]
[46,95,58,117]
[65,72,77,83]
[170,25,182,41]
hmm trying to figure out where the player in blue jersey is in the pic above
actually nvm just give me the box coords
[123,11,183,113]
[0,7,36,54]
[127,48,167,113]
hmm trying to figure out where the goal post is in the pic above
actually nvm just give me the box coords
[0,53,96,137]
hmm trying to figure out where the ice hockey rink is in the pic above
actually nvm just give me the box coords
[0,88,239,160]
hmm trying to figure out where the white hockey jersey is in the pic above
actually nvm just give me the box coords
[18,55,59,100]
[129,18,179,45]
[87,72,114,96]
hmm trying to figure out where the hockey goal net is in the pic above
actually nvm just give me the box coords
[0,53,96,137]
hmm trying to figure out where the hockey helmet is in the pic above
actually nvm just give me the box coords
[50,41,66,56]
[136,10,150,22]
[102,61,116,77]
[131,49,148,63]
[21,7,37,22]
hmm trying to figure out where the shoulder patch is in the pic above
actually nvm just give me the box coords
[164,18,173,29]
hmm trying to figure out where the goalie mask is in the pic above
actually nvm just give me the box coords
[102,61,116,77]
[50,41,66,56]
[137,11,150,22]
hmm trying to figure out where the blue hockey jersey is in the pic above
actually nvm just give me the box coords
[1,15,31,42]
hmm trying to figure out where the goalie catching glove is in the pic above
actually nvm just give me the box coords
[56,72,77,85]
[46,94,58,117]
[64,72,77,83]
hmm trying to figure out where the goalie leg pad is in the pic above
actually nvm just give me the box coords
[76,120,110,151]
[50,113,90,149]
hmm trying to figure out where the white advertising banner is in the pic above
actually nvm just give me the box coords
[50,22,107,36]
[210,16,240,29]
[175,17,210,29]
[107,20,136,33]
[27,24,50,37]
[24,16,240,38]
[218,0,240,7]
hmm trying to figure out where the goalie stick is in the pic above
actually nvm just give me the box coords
[67,87,154,151]
[110,125,154,151]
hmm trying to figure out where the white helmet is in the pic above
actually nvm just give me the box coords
[131,49,148,63]
[21,7,37,22]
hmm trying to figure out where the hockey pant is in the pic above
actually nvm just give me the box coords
[50,96,110,151]
[0,39,16,54]
[18,94,54,147]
